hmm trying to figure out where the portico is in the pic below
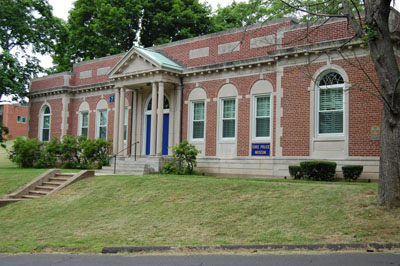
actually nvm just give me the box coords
[109,46,183,157]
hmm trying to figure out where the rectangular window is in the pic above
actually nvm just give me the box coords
[98,109,107,140]
[221,98,236,139]
[192,101,205,140]
[319,86,343,134]
[254,95,271,138]
[80,111,89,138]
[22,116,26,123]
[17,116,21,123]
[42,116,50,141]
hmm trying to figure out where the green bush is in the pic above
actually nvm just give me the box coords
[342,165,363,181]
[9,135,111,169]
[34,138,61,168]
[9,137,41,168]
[288,165,303,179]
[300,161,337,181]
[162,140,200,174]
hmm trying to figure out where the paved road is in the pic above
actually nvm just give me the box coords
[0,253,400,266]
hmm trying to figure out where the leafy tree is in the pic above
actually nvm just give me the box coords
[140,0,213,47]
[275,0,400,208]
[0,0,60,143]
[58,0,142,68]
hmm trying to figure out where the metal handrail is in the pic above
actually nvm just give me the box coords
[113,141,139,174]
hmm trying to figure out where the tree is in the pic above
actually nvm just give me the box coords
[276,0,400,208]
[138,0,213,47]
[52,0,143,71]
[0,0,59,144]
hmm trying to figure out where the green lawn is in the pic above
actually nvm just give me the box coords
[0,143,399,253]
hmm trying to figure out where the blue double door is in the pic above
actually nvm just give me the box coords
[145,114,169,155]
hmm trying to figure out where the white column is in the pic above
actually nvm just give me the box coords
[156,81,164,156]
[130,90,138,157]
[118,87,125,155]
[175,83,182,146]
[150,82,158,156]
[136,91,143,156]
[113,87,120,154]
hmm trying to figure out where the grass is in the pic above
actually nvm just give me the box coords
[0,142,399,253]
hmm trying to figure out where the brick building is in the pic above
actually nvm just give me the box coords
[0,104,29,140]
[29,16,390,179]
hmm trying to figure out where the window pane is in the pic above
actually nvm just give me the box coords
[124,125,127,141]
[81,127,88,138]
[82,112,89,127]
[193,102,204,121]
[17,116,21,123]
[42,129,50,141]
[100,110,107,126]
[223,120,235,138]
[99,126,107,140]
[44,106,50,114]
[43,116,50,129]
[256,96,270,117]
[193,121,204,139]
[320,88,343,111]
[223,99,235,119]
[256,117,270,137]
[319,111,343,134]
[22,116,26,123]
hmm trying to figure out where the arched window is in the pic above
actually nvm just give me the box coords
[146,96,169,111]
[40,105,51,141]
[316,72,344,135]
[78,102,90,138]
[188,88,206,141]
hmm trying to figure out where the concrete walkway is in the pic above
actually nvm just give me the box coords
[0,253,400,266]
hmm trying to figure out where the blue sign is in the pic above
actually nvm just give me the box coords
[251,143,270,156]
[109,95,115,103]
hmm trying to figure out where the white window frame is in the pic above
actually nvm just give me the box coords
[252,94,271,140]
[22,116,26,123]
[220,97,236,140]
[190,100,205,141]
[96,109,108,140]
[79,111,89,138]
[316,77,345,137]
[39,105,51,142]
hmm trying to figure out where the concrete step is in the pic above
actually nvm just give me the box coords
[42,181,62,187]
[29,190,48,195]
[49,177,69,181]
[55,173,74,177]
[35,185,55,191]
[21,194,40,199]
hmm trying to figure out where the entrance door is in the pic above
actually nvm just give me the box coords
[145,114,169,155]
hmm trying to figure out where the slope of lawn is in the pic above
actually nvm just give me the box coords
[0,171,399,253]
[0,140,47,196]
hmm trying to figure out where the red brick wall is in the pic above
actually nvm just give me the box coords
[28,101,43,139]
[160,22,292,68]
[333,58,382,156]
[282,20,354,48]
[70,56,122,86]
[30,76,65,92]
[2,105,28,139]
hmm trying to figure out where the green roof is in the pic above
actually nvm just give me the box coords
[134,46,183,72]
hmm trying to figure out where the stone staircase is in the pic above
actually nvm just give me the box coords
[0,169,94,207]
[100,156,166,175]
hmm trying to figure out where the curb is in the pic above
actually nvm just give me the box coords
[102,243,400,254]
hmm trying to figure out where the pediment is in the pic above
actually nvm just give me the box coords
[109,46,182,78]
[121,56,157,75]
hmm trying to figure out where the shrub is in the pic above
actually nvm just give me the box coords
[9,137,41,168]
[342,165,363,181]
[162,140,200,174]
[288,165,303,179]
[34,138,61,168]
[300,161,337,181]
[9,135,111,169]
